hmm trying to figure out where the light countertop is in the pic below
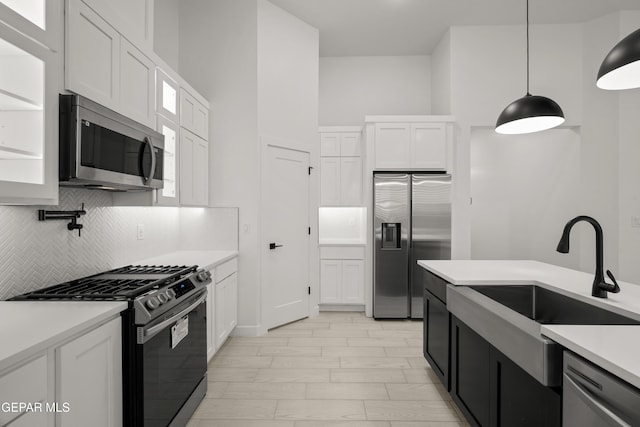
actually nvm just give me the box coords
[0,301,126,373]
[135,250,238,271]
[418,259,640,388]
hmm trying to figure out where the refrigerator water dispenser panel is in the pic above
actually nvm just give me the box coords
[382,223,401,249]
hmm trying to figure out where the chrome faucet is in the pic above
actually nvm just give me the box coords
[556,215,620,298]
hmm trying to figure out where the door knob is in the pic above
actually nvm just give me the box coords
[269,242,283,250]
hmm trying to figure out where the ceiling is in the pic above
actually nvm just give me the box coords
[269,0,640,56]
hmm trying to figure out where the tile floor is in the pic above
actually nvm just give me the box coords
[187,311,470,427]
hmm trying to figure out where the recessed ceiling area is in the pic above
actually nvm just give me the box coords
[269,0,640,56]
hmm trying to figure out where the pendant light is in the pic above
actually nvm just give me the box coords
[597,28,640,90]
[495,0,565,134]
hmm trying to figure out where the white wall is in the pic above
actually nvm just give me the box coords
[450,24,583,127]
[470,128,582,267]
[258,0,319,149]
[431,30,451,115]
[153,0,180,72]
[319,56,431,125]
[616,11,640,282]
[179,0,318,335]
[436,23,584,263]
[179,0,261,333]
[578,13,620,278]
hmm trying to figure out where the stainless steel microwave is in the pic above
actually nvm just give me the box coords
[59,94,164,191]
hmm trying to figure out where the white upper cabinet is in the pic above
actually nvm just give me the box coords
[320,133,340,156]
[119,37,154,128]
[374,123,412,169]
[0,0,60,50]
[66,0,155,128]
[319,128,363,206]
[0,14,58,204]
[156,115,179,205]
[412,123,447,169]
[79,0,153,49]
[180,88,208,139]
[66,0,120,111]
[372,118,453,171]
[156,67,178,121]
[180,128,208,207]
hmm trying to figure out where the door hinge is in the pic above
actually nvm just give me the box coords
[308,286,311,295]
[308,166,313,175]
[308,226,311,235]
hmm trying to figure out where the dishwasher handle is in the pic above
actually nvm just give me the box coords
[565,372,631,427]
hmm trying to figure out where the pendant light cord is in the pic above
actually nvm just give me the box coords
[526,0,530,95]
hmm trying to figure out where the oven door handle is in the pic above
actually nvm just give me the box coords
[137,291,207,344]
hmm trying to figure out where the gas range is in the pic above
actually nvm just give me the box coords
[12,264,211,325]
[12,264,211,426]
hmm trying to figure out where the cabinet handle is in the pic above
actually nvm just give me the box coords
[269,243,283,250]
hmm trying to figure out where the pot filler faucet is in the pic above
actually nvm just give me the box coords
[556,215,620,298]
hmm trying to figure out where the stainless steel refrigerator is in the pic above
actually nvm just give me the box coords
[373,173,451,319]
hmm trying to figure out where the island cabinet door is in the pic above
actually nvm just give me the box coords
[450,314,562,427]
[451,315,491,427]
[490,348,562,427]
[423,289,449,389]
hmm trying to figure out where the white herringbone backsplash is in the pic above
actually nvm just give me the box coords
[0,188,237,300]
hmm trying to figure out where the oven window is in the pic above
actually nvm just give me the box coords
[80,121,163,180]
[141,302,207,426]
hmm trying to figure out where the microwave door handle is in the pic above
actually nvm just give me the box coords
[143,136,156,184]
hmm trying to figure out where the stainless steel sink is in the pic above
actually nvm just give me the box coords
[470,285,640,325]
[447,284,640,387]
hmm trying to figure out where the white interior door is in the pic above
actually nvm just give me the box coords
[263,144,310,329]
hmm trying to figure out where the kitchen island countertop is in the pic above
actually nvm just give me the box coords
[418,260,640,389]
[0,301,126,373]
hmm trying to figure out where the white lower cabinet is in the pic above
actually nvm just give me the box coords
[206,281,215,362]
[320,246,364,306]
[206,258,238,360]
[0,355,49,427]
[215,272,238,350]
[57,317,122,427]
[0,316,122,427]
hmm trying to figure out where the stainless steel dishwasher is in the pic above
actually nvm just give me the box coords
[564,351,640,426]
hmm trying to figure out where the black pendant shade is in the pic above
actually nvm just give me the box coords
[495,93,565,134]
[597,28,640,90]
[495,0,565,134]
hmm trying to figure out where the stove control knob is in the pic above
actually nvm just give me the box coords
[157,293,168,304]
[166,289,176,300]
[146,297,159,310]
[196,271,211,282]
